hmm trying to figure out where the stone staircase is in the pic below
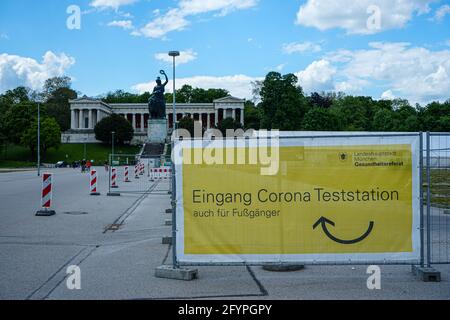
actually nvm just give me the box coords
[140,143,165,158]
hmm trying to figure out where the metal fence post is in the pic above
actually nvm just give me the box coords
[108,153,112,195]
[419,132,425,267]
[426,132,432,267]
[171,140,178,269]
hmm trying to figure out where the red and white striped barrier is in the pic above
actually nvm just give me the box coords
[90,169,100,195]
[134,164,139,179]
[149,168,154,181]
[139,162,144,176]
[148,167,172,180]
[111,168,118,188]
[36,173,56,216]
[124,166,130,182]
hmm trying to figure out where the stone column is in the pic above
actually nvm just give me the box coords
[132,113,136,130]
[93,110,98,126]
[88,109,93,129]
[71,109,76,129]
[215,109,219,126]
[207,113,211,129]
[79,109,84,129]
[240,108,244,126]
[142,113,146,132]
[232,109,236,120]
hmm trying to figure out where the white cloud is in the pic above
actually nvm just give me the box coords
[328,42,450,103]
[381,90,396,100]
[0,33,9,40]
[140,9,190,39]
[132,74,261,100]
[121,12,133,18]
[296,0,433,34]
[90,0,137,10]
[107,20,134,29]
[139,0,258,38]
[179,0,258,16]
[296,59,336,92]
[134,42,450,104]
[433,4,450,21]
[282,41,322,54]
[130,30,142,37]
[275,64,286,71]
[0,51,75,93]
[154,49,198,66]
[334,78,370,94]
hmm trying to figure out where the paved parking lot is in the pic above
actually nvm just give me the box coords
[0,168,449,300]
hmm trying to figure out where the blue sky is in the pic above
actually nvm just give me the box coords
[0,0,450,104]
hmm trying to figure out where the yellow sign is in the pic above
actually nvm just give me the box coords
[179,141,419,262]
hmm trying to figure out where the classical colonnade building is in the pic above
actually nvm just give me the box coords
[61,95,245,144]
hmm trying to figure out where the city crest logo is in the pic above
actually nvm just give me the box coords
[339,152,348,162]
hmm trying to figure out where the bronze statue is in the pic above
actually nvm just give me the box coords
[148,70,168,119]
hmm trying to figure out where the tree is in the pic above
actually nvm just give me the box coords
[420,100,450,132]
[301,108,340,131]
[309,92,333,109]
[330,96,377,131]
[244,101,261,130]
[3,102,41,145]
[42,76,72,100]
[167,87,230,103]
[0,87,31,106]
[0,90,34,157]
[177,116,195,136]
[103,90,150,103]
[216,117,243,136]
[46,87,77,131]
[372,109,398,131]
[259,72,307,130]
[39,77,78,132]
[20,117,61,157]
[176,85,194,103]
[437,115,450,132]
[394,102,419,132]
[94,114,134,145]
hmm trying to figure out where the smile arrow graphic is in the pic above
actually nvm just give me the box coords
[313,217,374,245]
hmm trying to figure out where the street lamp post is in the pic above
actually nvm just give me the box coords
[111,131,115,161]
[168,51,180,129]
[168,50,180,269]
[84,138,87,160]
[37,102,41,177]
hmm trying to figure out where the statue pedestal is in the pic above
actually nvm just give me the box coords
[148,119,168,143]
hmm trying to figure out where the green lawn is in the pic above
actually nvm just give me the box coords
[0,143,141,168]
[0,160,36,168]
[428,169,450,207]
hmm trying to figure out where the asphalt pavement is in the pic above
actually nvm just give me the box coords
[0,167,449,300]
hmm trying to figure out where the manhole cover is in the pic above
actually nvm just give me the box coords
[63,211,89,215]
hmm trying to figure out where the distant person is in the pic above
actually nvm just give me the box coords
[86,160,92,171]
[81,159,86,173]
[104,160,109,172]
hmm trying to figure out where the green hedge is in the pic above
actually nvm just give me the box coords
[0,143,141,166]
